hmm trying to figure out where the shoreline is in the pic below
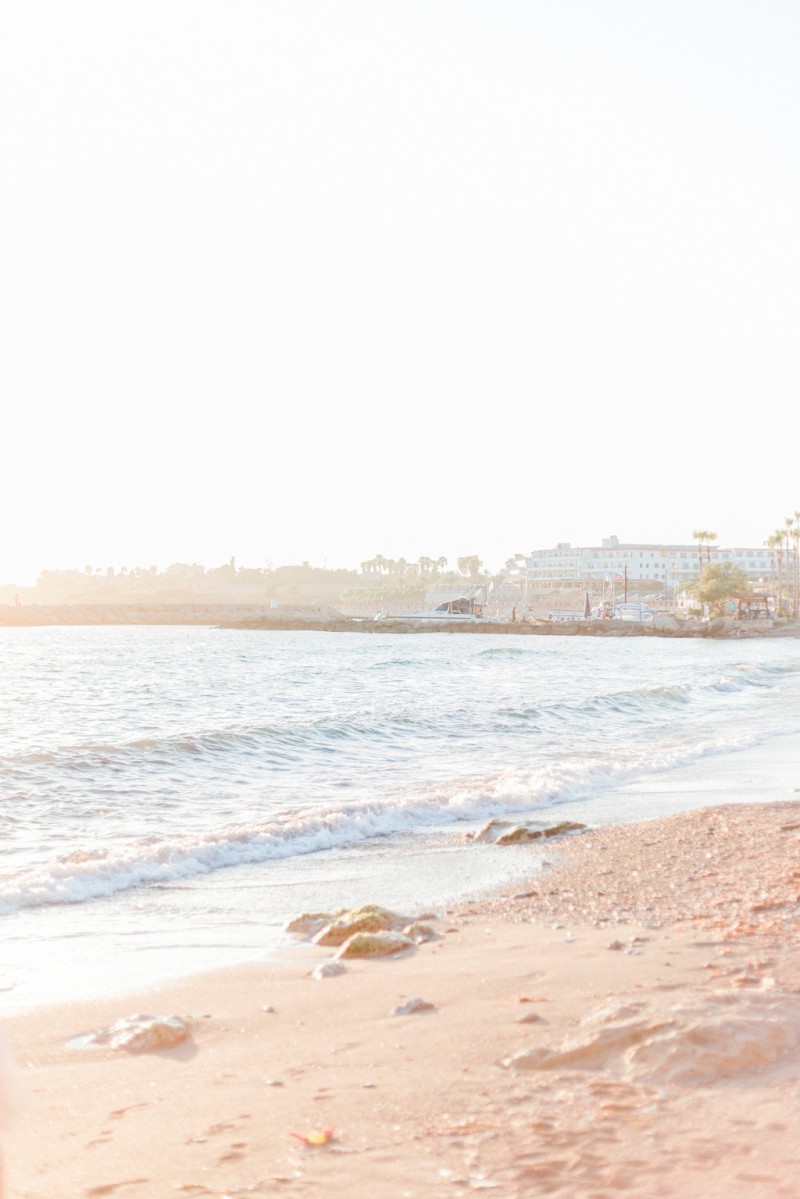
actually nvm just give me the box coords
[1,603,798,637]
[6,730,799,1020]
[6,800,800,1198]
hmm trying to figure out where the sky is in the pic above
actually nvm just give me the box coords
[2,1,799,584]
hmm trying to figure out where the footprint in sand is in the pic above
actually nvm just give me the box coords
[203,1114,251,1137]
[85,1130,114,1149]
[85,1181,149,1197]
[108,1103,150,1121]
[86,1103,152,1149]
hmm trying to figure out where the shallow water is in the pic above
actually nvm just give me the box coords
[1,626,798,1010]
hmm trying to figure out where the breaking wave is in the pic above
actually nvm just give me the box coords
[1,627,798,918]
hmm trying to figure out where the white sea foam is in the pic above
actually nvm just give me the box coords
[1,629,798,919]
[0,719,773,915]
[1,626,799,1011]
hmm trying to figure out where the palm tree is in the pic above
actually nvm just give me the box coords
[783,520,795,615]
[765,533,782,602]
[771,528,787,613]
[788,514,800,620]
[692,530,717,572]
[692,531,708,575]
[706,531,717,567]
[457,555,483,581]
[436,556,448,576]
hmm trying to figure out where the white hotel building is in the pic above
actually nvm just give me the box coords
[506,535,773,593]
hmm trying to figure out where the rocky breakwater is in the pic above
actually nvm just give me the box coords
[505,615,799,639]
[224,612,800,638]
[6,604,796,638]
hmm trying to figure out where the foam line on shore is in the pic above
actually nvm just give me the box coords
[0,720,784,916]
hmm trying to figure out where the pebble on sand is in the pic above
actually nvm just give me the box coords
[312,961,348,980]
[390,998,437,1016]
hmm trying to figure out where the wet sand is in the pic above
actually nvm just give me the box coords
[5,800,800,1198]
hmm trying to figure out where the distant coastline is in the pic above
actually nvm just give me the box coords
[1,603,797,639]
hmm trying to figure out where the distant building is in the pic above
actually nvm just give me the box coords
[506,535,773,594]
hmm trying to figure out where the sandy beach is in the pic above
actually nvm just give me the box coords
[4,799,800,1199]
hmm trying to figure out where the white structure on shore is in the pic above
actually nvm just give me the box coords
[506,535,773,593]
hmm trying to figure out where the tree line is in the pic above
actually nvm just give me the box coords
[692,512,800,618]
[359,555,484,581]
[24,554,489,602]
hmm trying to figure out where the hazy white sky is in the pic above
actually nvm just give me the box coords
[2,1,799,583]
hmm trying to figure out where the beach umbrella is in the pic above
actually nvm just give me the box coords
[583,591,591,620]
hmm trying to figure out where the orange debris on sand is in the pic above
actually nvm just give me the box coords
[290,1128,335,1146]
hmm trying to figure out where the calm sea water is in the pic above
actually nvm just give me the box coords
[1,626,799,1010]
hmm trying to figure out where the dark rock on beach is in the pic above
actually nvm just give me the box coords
[473,819,587,846]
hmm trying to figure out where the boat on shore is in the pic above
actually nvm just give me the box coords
[375,585,495,622]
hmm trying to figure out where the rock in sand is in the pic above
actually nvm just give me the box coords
[312,961,348,980]
[335,931,415,959]
[390,997,437,1016]
[73,1014,189,1053]
[312,905,399,947]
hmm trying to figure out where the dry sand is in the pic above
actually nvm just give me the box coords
[5,800,800,1198]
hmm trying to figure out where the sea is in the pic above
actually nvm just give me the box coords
[1,625,799,1013]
